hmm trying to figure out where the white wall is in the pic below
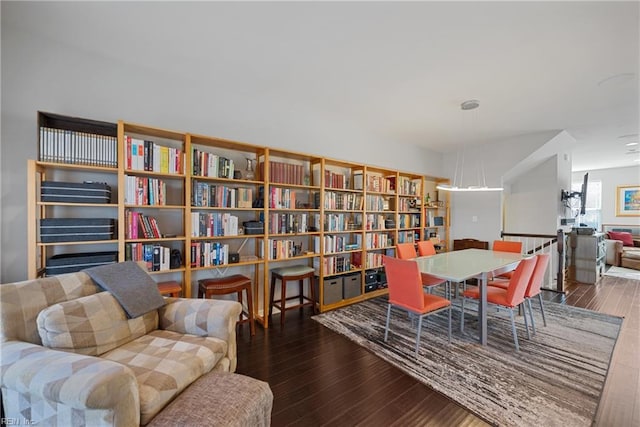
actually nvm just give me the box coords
[572,166,640,229]
[0,5,442,282]
[444,131,566,244]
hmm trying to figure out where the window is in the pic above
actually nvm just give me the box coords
[572,179,601,229]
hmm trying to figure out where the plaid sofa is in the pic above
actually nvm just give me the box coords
[0,271,243,426]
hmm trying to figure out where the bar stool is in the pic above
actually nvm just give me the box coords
[198,275,255,336]
[157,280,182,297]
[269,265,316,327]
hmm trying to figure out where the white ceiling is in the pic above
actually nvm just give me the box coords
[7,1,640,172]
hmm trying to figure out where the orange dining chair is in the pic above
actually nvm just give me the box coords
[417,240,437,257]
[396,242,449,296]
[488,253,550,336]
[382,255,452,356]
[460,256,537,351]
[492,240,523,280]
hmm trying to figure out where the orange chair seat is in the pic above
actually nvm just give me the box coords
[421,273,446,287]
[488,280,509,290]
[496,271,514,280]
[462,286,513,307]
[391,293,451,314]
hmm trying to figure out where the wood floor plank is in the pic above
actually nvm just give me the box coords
[236,274,639,426]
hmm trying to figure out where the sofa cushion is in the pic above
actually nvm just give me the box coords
[608,231,635,247]
[84,261,166,318]
[101,329,228,425]
[0,272,99,345]
[37,291,159,356]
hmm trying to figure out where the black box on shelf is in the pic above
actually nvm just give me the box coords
[45,251,119,276]
[364,270,378,285]
[243,221,264,235]
[41,181,112,204]
[376,270,387,286]
[365,283,378,293]
[342,272,362,299]
[40,218,115,243]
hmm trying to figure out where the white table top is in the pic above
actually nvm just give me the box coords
[413,248,524,282]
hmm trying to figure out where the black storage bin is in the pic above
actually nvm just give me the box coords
[41,181,112,204]
[45,251,119,276]
[343,272,362,299]
[40,218,115,243]
[243,221,264,235]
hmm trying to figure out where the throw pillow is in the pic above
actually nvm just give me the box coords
[84,261,166,318]
[608,231,634,247]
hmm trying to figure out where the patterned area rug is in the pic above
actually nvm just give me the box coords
[603,266,640,280]
[312,297,622,427]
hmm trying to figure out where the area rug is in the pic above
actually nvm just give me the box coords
[603,265,640,280]
[312,297,622,427]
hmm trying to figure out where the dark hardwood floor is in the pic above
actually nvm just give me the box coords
[235,274,640,426]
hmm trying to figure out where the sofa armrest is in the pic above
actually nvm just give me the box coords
[1,341,139,424]
[158,298,243,371]
[158,298,242,339]
[604,239,623,266]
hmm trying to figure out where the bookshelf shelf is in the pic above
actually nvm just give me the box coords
[29,112,450,328]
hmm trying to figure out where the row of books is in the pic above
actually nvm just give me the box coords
[267,212,315,235]
[191,181,253,208]
[268,187,314,209]
[398,213,421,228]
[191,212,239,237]
[365,173,394,194]
[365,194,391,211]
[365,213,392,230]
[192,148,235,179]
[312,169,349,189]
[397,176,422,196]
[260,239,307,260]
[397,231,418,244]
[323,191,363,210]
[261,161,306,186]
[125,243,175,271]
[365,232,394,249]
[39,127,117,167]
[313,234,362,254]
[124,176,168,206]
[125,136,185,174]
[324,213,363,232]
[319,255,353,275]
[426,211,445,227]
[190,241,230,267]
[125,211,163,239]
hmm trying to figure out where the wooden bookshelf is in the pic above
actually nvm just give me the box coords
[28,112,450,327]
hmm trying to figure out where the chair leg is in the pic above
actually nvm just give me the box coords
[280,279,287,328]
[537,294,547,327]
[509,308,520,352]
[460,297,465,332]
[268,275,276,322]
[521,303,531,340]
[527,298,537,335]
[448,306,452,344]
[415,315,423,356]
[384,304,392,342]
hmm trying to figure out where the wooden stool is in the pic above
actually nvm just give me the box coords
[269,265,316,327]
[198,275,255,336]
[157,280,182,297]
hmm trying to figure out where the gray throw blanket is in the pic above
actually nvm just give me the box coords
[84,261,166,318]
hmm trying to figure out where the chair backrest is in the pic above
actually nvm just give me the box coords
[525,253,550,298]
[505,256,537,306]
[396,242,418,259]
[493,240,522,254]
[383,255,424,311]
[417,240,437,257]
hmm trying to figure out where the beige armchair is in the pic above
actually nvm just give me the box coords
[603,231,640,270]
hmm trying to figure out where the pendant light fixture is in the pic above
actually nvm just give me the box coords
[437,100,503,192]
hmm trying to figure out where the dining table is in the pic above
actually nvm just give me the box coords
[413,248,524,345]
